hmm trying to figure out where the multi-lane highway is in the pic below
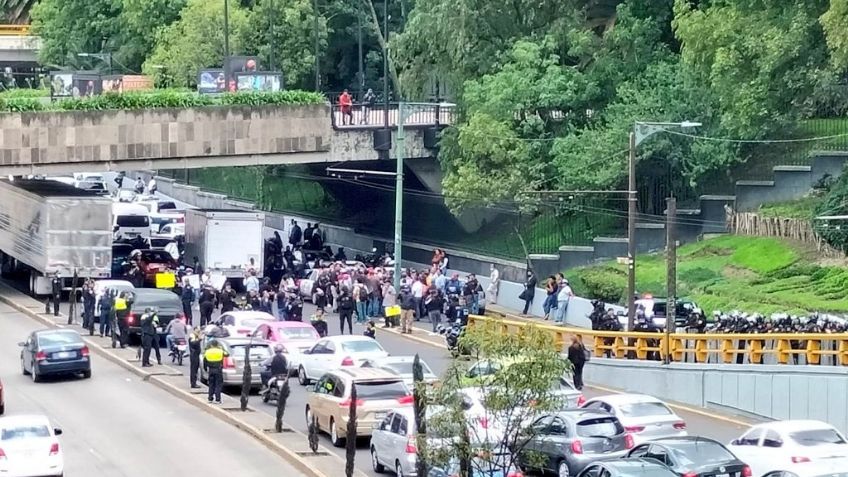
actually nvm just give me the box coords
[0,301,307,477]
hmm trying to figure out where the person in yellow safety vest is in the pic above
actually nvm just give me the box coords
[203,340,228,404]
[113,292,133,349]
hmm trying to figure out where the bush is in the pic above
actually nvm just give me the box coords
[219,90,325,106]
[814,163,848,251]
[0,98,45,112]
[0,88,49,98]
[574,266,626,303]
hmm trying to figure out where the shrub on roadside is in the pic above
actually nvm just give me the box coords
[574,266,626,303]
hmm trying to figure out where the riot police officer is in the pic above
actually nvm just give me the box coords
[140,307,162,367]
[45,272,62,316]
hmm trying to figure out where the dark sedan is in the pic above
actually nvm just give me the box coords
[519,409,634,477]
[127,288,183,337]
[578,459,679,477]
[627,437,751,477]
[19,329,91,382]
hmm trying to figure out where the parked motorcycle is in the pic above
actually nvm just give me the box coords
[261,374,289,404]
[169,337,187,366]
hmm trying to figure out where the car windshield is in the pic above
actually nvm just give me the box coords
[141,251,173,262]
[1,425,50,440]
[229,345,271,360]
[117,215,149,227]
[37,331,82,347]
[356,380,408,400]
[383,361,433,376]
[280,327,317,339]
[240,318,272,329]
[669,441,736,466]
[577,417,624,437]
[790,429,847,446]
[341,340,384,353]
[618,401,672,417]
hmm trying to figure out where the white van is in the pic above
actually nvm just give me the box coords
[112,203,151,239]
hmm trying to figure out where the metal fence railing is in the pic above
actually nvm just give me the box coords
[330,102,455,129]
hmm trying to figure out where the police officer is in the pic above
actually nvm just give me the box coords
[203,339,227,404]
[82,280,96,330]
[140,307,162,367]
[98,288,113,337]
[114,291,133,348]
[45,272,62,316]
[188,328,202,389]
[180,280,194,325]
[260,344,288,389]
[198,286,216,327]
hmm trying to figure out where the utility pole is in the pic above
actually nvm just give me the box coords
[627,131,637,331]
[223,0,231,85]
[382,0,389,128]
[313,0,320,91]
[665,196,677,365]
[393,102,406,290]
[358,15,364,99]
[269,0,276,71]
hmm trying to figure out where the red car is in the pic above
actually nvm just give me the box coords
[0,376,5,415]
[136,249,178,285]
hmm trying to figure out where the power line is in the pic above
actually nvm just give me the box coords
[663,129,848,144]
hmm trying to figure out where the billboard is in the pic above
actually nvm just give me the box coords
[101,75,124,93]
[197,69,226,94]
[72,75,102,97]
[235,72,283,92]
[50,73,74,97]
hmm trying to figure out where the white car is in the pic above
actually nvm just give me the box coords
[759,457,848,477]
[296,335,389,385]
[581,394,687,445]
[729,420,848,477]
[362,356,438,389]
[219,311,276,338]
[0,414,64,477]
[94,279,136,316]
[156,223,185,239]
[371,407,418,477]
[115,189,137,203]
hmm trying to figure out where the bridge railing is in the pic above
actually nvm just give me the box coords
[330,102,455,130]
[0,25,32,36]
[468,315,848,366]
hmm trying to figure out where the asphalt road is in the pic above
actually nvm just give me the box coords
[0,301,306,477]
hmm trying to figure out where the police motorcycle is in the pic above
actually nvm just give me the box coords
[169,336,188,366]
[261,345,290,404]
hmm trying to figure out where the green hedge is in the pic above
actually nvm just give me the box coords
[0,88,49,98]
[0,89,326,113]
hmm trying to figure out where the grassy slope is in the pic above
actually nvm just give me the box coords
[567,235,848,315]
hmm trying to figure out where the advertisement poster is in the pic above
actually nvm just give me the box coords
[197,69,226,94]
[72,74,102,98]
[235,72,282,92]
[50,73,74,97]
[101,76,124,93]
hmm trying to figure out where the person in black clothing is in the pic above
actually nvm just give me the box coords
[192,257,204,275]
[198,287,216,327]
[188,328,202,388]
[45,273,62,316]
[337,286,355,334]
[220,283,236,313]
[288,220,302,247]
[521,270,537,315]
[286,295,303,321]
[98,290,113,337]
[272,231,284,251]
[303,223,314,245]
[82,280,96,330]
[140,307,161,367]
[334,247,347,261]
[424,288,445,332]
[114,291,133,348]
[260,344,288,388]
[180,281,194,325]
[567,335,587,390]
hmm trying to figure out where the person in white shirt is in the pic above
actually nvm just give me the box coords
[411,277,426,321]
[244,270,260,293]
[487,264,500,304]
[555,273,573,324]
[148,178,157,195]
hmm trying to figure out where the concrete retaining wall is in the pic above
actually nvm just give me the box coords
[586,358,848,434]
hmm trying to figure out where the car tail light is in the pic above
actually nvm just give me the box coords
[570,440,583,454]
[397,395,414,404]
[791,456,810,464]
[405,437,417,454]
[49,443,60,456]
[223,357,235,369]
[625,425,645,433]
[80,346,90,357]
[673,421,687,430]
[127,313,135,325]
[742,465,752,477]
[681,472,697,477]
[576,394,586,407]
[338,398,364,407]
[341,356,354,366]
[0,448,5,460]
[36,351,47,361]
[624,434,635,449]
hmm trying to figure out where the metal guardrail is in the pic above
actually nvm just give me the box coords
[330,102,455,130]
[0,25,32,36]
[468,315,848,366]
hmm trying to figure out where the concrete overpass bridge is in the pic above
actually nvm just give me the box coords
[0,102,453,176]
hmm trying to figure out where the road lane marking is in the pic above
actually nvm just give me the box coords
[88,448,107,462]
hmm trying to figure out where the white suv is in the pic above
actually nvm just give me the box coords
[371,407,418,477]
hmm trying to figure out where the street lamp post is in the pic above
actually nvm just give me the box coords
[393,102,407,290]
[382,0,389,129]
[627,120,701,331]
[223,0,230,85]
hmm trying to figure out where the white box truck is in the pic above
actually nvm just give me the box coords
[184,209,265,284]
[0,179,113,295]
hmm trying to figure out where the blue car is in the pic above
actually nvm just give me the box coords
[20,329,91,382]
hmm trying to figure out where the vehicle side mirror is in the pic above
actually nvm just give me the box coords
[302,349,311,355]
[17,342,26,347]
[311,383,320,393]
[54,428,63,436]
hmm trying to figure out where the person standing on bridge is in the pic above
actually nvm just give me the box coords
[361,88,376,124]
[288,220,302,248]
[339,90,353,125]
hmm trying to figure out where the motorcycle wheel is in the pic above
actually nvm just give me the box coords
[177,352,183,366]
[262,391,270,403]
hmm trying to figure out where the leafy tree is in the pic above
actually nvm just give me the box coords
[240,0,328,89]
[117,0,186,73]
[2,0,36,24]
[31,0,122,68]
[143,0,249,87]
[821,0,848,71]
[425,324,571,476]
